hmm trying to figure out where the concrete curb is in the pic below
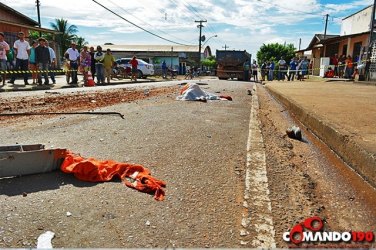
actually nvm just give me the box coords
[265,85,376,188]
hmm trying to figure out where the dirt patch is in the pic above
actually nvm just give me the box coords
[257,84,376,248]
[0,86,179,123]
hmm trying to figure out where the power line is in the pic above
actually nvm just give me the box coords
[256,0,322,16]
[92,0,191,46]
[167,0,227,47]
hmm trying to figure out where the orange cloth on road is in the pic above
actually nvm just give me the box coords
[60,151,166,201]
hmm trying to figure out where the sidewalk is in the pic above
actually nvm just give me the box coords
[264,80,376,188]
[0,74,167,92]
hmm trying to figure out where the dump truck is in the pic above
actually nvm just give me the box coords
[216,50,251,80]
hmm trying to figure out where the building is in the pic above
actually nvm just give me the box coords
[92,44,213,75]
[0,3,60,62]
[298,5,372,78]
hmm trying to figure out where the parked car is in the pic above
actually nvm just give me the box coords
[115,58,154,78]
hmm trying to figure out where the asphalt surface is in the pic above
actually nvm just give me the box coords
[0,75,376,187]
[0,79,255,248]
[1,76,375,248]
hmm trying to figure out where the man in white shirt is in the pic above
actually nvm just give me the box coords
[0,32,10,85]
[9,31,30,85]
[46,41,56,84]
[64,42,80,84]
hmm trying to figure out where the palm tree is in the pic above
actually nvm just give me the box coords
[50,18,78,57]
[74,36,89,51]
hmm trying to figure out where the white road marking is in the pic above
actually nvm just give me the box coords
[241,85,276,248]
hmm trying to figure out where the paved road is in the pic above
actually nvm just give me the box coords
[1,78,375,248]
[0,79,262,248]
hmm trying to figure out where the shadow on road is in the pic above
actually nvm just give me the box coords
[0,170,104,196]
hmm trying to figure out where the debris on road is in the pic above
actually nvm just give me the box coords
[176,83,232,101]
[286,125,302,141]
[60,151,166,201]
[0,144,66,178]
[0,111,125,119]
[36,231,55,249]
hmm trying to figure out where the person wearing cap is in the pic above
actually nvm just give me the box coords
[9,31,30,85]
[64,42,80,84]
[0,32,10,85]
[103,48,115,84]
[35,37,51,85]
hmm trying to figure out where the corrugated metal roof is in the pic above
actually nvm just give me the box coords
[92,44,200,52]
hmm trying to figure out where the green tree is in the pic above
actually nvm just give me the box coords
[256,43,296,65]
[74,36,89,51]
[28,30,40,41]
[50,18,78,57]
[201,56,216,69]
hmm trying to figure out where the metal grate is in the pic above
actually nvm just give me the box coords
[369,41,376,72]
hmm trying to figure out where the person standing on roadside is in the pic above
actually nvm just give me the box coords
[64,42,80,84]
[29,40,38,84]
[268,61,274,81]
[79,46,91,86]
[251,60,258,82]
[331,53,339,77]
[130,55,138,81]
[0,32,10,85]
[103,48,115,85]
[162,60,167,79]
[94,46,105,85]
[46,41,56,84]
[89,46,96,78]
[9,31,30,85]
[277,57,287,81]
[344,55,354,79]
[338,54,346,78]
[288,57,297,81]
[35,37,51,85]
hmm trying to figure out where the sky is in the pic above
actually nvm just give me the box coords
[1,0,374,58]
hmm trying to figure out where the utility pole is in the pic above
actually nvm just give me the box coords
[366,1,376,81]
[35,0,42,37]
[369,1,376,45]
[299,38,301,50]
[222,44,229,51]
[195,20,207,68]
[324,14,329,39]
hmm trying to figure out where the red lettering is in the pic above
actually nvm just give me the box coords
[303,216,323,231]
[358,232,365,241]
[352,231,357,242]
[290,224,304,244]
[365,232,374,242]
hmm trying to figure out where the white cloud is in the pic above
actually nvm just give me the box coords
[1,0,374,57]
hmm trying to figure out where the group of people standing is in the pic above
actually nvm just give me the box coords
[329,54,356,79]
[0,31,56,85]
[250,56,310,82]
[64,43,116,86]
[64,43,139,86]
